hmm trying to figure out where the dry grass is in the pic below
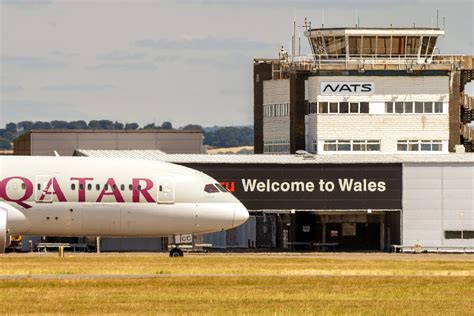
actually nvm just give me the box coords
[0,253,473,314]
[0,276,473,315]
[0,253,473,276]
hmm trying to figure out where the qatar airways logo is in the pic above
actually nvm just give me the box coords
[320,82,374,95]
[0,176,155,209]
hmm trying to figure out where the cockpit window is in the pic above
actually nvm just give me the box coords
[204,184,219,193]
[215,183,228,192]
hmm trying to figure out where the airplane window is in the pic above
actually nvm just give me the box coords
[204,184,219,193]
[215,183,228,192]
[22,183,26,190]
[120,184,125,191]
[37,183,41,190]
[105,184,109,190]
[71,184,76,190]
[87,184,92,191]
[79,184,84,190]
[112,184,117,190]
[138,185,142,190]
[96,184,100,191]
[129,184,133,191]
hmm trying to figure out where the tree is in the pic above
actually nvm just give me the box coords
[0,138,11,150]
[67,120,88,129]
[113,121,124,130]
[161,121,173,130]
[125,123,139,130]
[51,120,69,129]
[6,122,17,133]
[203,126,253,147]
[143,123,158,130]
[32,121,52,129]
[88,120,114,129]
[18,121,34,132]
[182,124,203,132]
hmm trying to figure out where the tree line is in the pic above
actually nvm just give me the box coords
[0,120,253,150]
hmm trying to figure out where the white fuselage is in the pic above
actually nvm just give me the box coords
[0,156,249,238]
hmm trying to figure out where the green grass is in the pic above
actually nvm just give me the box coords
[0,254,473,314]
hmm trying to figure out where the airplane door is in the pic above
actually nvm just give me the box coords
[35,175,53,203]
[157,177,175,204]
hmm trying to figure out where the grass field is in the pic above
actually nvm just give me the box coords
[0,253,473,314]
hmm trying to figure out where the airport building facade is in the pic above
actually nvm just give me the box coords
[254,27,474,155]
[76,151,474,251]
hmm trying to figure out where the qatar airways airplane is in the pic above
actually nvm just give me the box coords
[0,156,249,256]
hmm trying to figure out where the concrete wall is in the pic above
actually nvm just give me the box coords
[307,114,449,153]
[403,163,474,247]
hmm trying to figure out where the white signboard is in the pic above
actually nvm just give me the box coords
[320,82,375,95]
[174,234,193,244]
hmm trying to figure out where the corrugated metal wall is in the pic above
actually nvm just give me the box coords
[403,162,474,247]
[204,216,256,248]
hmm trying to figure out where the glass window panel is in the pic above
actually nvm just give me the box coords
[360,102,369,113]
[427,36,436,56]
[424,102,433,113]
[432,141,442,151]
[405,102,413,113]
[406,37,420,56]
[339,102,349,113]
[421,37,430,57]
[334,36,346,55]
[329,102,338,113]
[324,141,337,151]
[420,141,431,151]
[445,231,462,239]
[391,36,406,55]
[377,36,390,56]
[337,141,351,151]
[349,36,361,56]
[434,102,443,113]
[319,102,328,113]
[397,142,408,151]
[385,102,393,113]
[362,36,376,55]
[350,102,359,113]
[325,36,337,57]
[367,141,380,151]
[408,141,419,151]
[352,140,365,151]
[463,231,474,239]
[415,102,424,113]
[395,102,404,113]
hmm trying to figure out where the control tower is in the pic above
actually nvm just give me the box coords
[254,26,474,154]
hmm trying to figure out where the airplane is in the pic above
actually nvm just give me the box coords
[0,156,249,256]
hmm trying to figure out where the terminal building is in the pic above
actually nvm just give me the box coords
[75,150,474,251]
[254,27,474,155]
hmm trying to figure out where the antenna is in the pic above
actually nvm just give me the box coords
[355,9,358,27]
[292,9,296,57]
[322,8,325,27]
[298,31,301,56]
[436,9,439,28]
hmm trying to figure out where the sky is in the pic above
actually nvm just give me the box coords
[1,0,473,128]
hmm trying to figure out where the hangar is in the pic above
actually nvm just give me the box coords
[74,150,474,251]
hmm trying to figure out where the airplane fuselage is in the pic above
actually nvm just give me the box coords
[0,156,248,240]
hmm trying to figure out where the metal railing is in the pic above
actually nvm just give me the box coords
[277,53,470,71]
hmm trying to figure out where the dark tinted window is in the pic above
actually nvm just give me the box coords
[360,102,369,113]
[339,102,349,113]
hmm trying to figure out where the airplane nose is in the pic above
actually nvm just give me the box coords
[233,203,249,227]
